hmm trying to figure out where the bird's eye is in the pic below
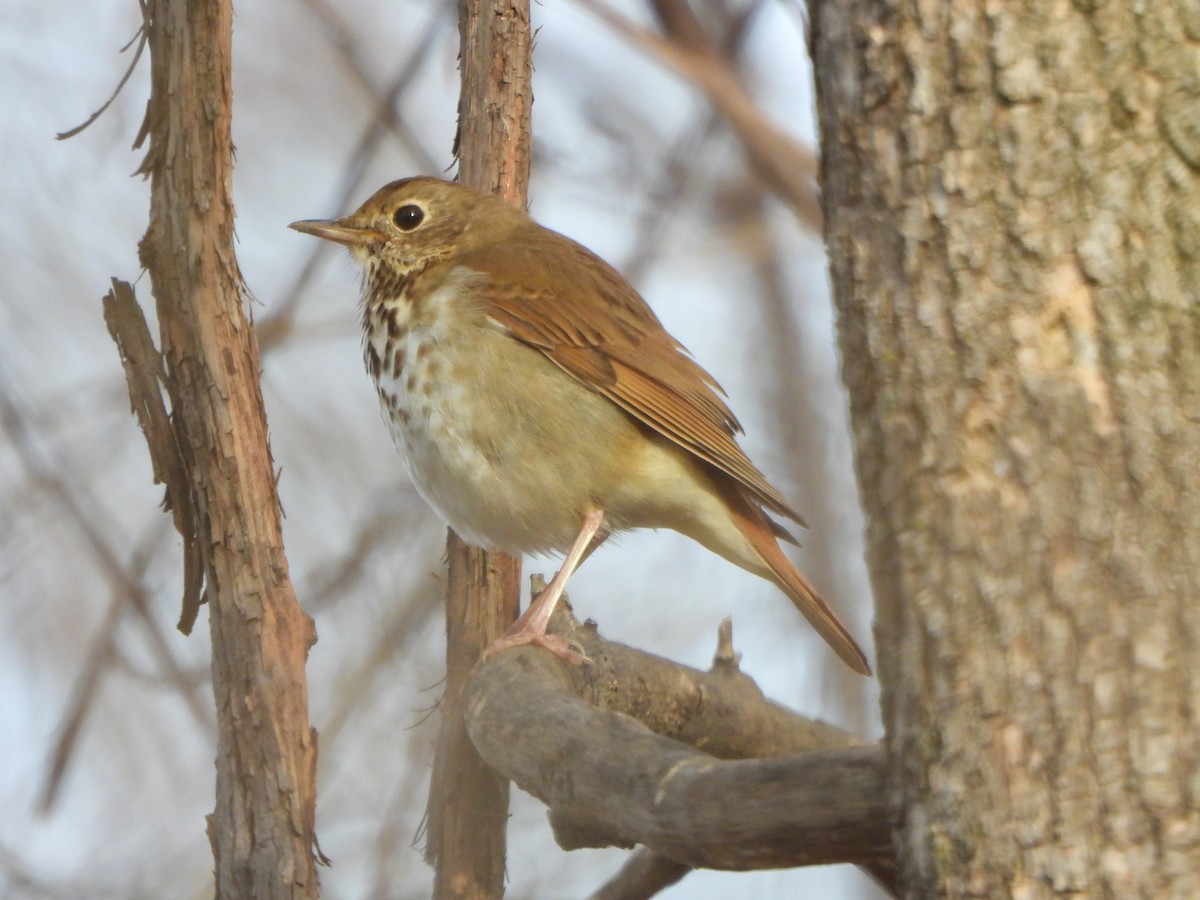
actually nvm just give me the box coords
[393,204,425,231]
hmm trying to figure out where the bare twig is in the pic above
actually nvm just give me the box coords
[319,581,441,751]
[298,0,444,174]
[36,527,203,813]
[0,382,213,811]
[619,2,757,283]
[56,5,148,141]
[366,763,434,899]
[304,507,408,614]
[620,113,720,285]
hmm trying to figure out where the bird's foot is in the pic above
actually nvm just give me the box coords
[482,627,589,666]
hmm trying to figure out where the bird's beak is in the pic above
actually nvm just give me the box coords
[288,218,386,247]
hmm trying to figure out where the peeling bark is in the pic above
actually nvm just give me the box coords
[112,1,321,895]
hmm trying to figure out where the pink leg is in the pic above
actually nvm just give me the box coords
[483,507,607,665]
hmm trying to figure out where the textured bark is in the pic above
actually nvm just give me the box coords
[425,541,521,900]
[813,2,1200,896]
[455,0,533,199]
[124,0,320,897]
[422,2,532,898]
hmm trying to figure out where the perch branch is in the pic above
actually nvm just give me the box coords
[588,848,690,900]
[463,589,895,890]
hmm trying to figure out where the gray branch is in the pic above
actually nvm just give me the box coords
[463,593,897,894]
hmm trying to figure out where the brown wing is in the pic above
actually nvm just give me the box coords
[462,223,806,526]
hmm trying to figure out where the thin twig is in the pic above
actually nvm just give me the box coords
[56,4,149,140]
[304,507,409,614]
[365,764,434,899]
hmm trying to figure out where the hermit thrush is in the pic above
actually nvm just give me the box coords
[290,177,870,675]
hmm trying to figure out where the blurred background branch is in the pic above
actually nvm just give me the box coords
[577,0,823,228]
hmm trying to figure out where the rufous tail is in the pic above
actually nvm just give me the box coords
[720,483,872,676]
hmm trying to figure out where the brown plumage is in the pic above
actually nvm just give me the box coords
[290,176,871,675]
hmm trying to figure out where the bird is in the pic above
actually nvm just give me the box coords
[290,176,870,675]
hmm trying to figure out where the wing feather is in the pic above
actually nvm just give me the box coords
[461,225,805,525]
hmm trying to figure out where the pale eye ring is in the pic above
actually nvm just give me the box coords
[393,204,425,231]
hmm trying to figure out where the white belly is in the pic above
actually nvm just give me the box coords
[380,387,503,548]
[361,274,723,557]
[363,283,598,554]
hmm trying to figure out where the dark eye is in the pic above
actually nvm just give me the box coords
[393,204,425,231]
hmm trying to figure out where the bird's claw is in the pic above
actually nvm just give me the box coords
[482,629,589,666]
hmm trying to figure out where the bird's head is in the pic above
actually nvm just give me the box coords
[289,176,527,276]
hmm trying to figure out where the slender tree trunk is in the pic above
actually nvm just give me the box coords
[423,2,532,898]
[813,2,1200,896]
[126,0,320,895]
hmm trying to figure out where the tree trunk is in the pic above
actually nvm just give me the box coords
[813,2,1200,896]
[125,0,320,895]
[423,2,532,898]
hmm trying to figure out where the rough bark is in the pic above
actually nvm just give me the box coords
[813,2,1200,896]
[425,542,521,900]
[422,2,532,898]
[455,0,533,198]
[115,1,321,896]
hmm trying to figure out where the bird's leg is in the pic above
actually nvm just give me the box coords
[483,507,607,665]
